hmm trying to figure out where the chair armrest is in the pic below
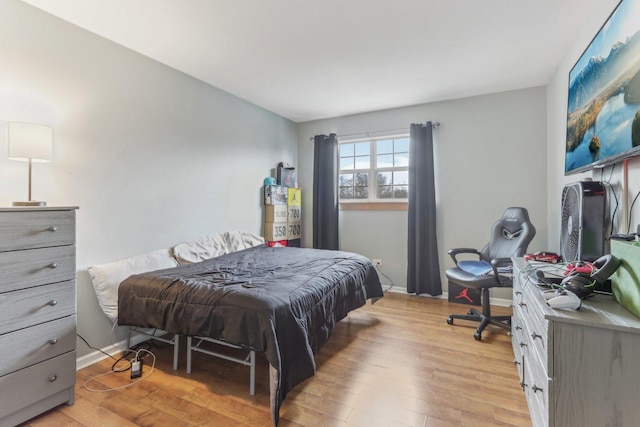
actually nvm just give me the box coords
[491,257,512,268]
[448,247,481,265]
[490,257,514,278]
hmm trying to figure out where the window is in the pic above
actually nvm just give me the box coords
[339,135,409,202]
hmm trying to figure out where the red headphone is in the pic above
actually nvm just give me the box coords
[564,261,595,276]
[561,255,620,298]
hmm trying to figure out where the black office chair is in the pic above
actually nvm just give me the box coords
[446,207,536,340]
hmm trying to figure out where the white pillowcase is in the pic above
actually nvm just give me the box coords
[172,233,228,265]
[88,249,179,322]
[173,231,264,265]
[224,231,265,253]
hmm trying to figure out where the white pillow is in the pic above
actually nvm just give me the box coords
[172,232,228,265]
[88,249,179,322]
[172,231,265,265]
[224,231,265,252]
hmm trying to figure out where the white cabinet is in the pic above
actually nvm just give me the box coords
[512,258,640,427]
[0,207,77,427]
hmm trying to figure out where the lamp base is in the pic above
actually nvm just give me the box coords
[13,201,47,207]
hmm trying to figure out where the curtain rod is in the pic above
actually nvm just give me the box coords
[309,122,440,141]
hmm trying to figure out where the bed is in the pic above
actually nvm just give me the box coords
[115,244,384,425]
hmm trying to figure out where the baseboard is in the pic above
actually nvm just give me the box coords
[76,329,156,370]
[384,286,512,307]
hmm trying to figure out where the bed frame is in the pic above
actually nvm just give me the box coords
[186,336,256,395]
[125,327,180,371]
[125,327,257,394]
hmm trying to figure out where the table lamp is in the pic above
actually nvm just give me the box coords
[6,122,53,207]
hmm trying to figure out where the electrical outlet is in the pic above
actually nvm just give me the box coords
[373,259,382,267]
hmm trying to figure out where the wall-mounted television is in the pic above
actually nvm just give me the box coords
[565,0,640,175]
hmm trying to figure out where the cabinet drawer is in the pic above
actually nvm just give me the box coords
[524,351,548,427]
[512,304,532,355]
[0,316,76,376]
[0,246,75,292]
[0,210,75,252]
[0,351,75,420]
[0,281,75,335]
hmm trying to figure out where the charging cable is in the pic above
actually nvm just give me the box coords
[83,348,156,393]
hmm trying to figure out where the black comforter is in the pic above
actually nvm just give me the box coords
[118,245,384,424]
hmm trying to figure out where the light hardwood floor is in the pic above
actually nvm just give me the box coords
[21,293,531,427]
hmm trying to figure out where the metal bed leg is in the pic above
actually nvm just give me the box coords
[187,336,193,374]
[249,350,255,396]
[125,327,132,351]
[173,334,179,371]
[126,327,180,371]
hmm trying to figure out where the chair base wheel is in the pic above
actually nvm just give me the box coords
[446,317,454,325]
[474,332,482,341]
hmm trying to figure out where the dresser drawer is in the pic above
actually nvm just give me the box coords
[0,281,75,335]
[0,210,75,252]
[0,351,76,420]
[524,350,549,427]
[0,246,75,293]
[527,350,549,408]
[0,316,76,376]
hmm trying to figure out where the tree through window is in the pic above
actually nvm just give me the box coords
[339,135,409,201]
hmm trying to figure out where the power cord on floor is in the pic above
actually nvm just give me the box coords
[76,332,155,370]
[76,333,117,361]
[375,264,394,292]
[83,348,156,393]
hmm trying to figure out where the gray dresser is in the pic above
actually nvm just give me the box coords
[0,207,77,427]
[512,257,640,427]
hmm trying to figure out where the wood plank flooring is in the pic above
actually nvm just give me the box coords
[21,293,531,427]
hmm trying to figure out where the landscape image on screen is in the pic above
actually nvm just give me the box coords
[566,0,640,174]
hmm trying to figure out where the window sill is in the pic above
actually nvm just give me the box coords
[339,202,408,211]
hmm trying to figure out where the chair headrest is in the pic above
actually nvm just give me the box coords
[500,207,531,235]
[482,207,536,260]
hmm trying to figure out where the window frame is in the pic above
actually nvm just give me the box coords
[338,133,410,207]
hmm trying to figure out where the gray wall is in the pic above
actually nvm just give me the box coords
[0,1,297,358]
[297,87,548,298]
[546,0,640,249]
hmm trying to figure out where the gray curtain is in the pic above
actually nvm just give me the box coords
[313,133,339,250]
[407,122,442,295]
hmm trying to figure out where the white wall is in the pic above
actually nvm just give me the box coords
[297,87,548,298]
[546,0,640,249]
[0,0,297,357]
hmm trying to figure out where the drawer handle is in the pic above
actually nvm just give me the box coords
[531,332,542,340]
[518,302,527,307]
[519,342,528,348]
[48,337,58,345]
[48,374,57,382]
[48,299,58,306]
[515,291,522,296]
[532,385,544,393]
[515,325,522,331]
[48,262,58,269]
[513,359,520,366]
[49,226,58,232]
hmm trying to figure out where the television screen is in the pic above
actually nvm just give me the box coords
[565,0,640,175]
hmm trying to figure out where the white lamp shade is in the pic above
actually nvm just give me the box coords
[7,122,53,162]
